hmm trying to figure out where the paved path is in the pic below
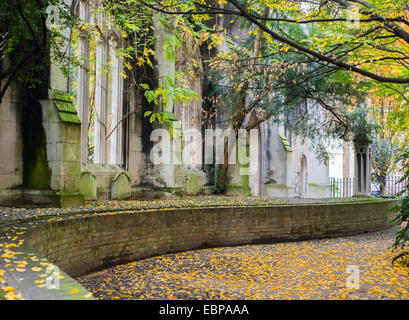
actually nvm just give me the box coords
[79,227,409,300]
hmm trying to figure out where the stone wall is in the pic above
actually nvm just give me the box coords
[25,200,398,278]
[291,135,330,198]
[0,83,23,194]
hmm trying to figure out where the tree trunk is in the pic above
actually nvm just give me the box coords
[380,175,387,196]
[216,9,269,194]
[217,138,231,193]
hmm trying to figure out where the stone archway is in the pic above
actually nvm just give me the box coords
[298,155,308,198]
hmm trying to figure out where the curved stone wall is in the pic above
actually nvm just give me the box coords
[25,200,399,278]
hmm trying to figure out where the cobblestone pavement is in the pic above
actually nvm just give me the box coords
[78,227,409,300]
[0,196,369,225]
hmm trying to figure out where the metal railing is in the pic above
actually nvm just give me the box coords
[330,177,354,198]
[382,176,408,196]
[330,175,408,198]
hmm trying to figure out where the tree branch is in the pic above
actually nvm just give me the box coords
[226,0,409,84]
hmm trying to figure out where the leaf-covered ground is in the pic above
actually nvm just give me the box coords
[0,196,386,300]
[78,227,409,300]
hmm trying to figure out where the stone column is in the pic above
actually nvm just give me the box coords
[0,77,23,205]
[93,31,107,165]
[249,127,263,197]
[153,17,175,113]
[47,0,71,93]
[353,143,372,197]
[150,17,177,188]
[78,0,90,165]
[107,35,123,165]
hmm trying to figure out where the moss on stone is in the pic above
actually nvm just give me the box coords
[50,89,72,102]
[58,112,82,124]
[225,184,251,196]
[24,157,49,190]
[265,184,293,189]
[186,173,200,194]
[111,172,131,200]
[60,192,85,207]
[23,126,50,190]
[308,183,330,191]
[80,172,97,201]
[50,90,81,124]
[54,101,77,114]
[279,134,293,152]
[239,157,250,189]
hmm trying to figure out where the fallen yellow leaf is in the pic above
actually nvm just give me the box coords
[70,289,79,295]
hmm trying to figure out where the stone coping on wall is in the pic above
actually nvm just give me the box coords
[0,198,400,300]
[0,238,93,300]
[0,196,384,226]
